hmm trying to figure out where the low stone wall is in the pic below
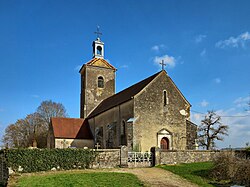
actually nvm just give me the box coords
[0,151,8,186]
[91,149,121,169]
[156,150,234,165]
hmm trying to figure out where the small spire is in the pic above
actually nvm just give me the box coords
[160,60,166,70]
[94,25,102,39]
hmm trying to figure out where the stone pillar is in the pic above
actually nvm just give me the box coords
[120,146,128,168]
[151,147,161,166]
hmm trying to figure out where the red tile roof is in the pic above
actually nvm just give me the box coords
[51,118,93,139]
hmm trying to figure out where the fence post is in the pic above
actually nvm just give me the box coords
[120,146,128,168]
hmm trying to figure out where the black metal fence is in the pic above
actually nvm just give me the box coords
[0,150,8,187]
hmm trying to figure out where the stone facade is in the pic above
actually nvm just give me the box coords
[133,72,190,151]
[88,100,134,150]
[87,71,195,152]
[80,60,116,118]
[54,138,93,149]
[186,120,198,149]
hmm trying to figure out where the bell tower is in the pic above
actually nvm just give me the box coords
[79,27,116,118]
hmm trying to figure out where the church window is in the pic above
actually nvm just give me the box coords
[163,91,169,106]
[120,120,127,145]
[98,76,104,88]
[97,46,102,55]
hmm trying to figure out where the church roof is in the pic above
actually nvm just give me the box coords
[51,118,93,139]
[88,71,161,118]
[79,58,116,73]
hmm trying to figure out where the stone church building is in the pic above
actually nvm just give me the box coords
[48,35,197,151]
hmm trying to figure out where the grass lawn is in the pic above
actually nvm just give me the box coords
[158,162,215,187]
[15,172,144,187]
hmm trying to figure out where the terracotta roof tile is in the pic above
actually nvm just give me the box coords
[88,71,162,118]
[51,118,93,139]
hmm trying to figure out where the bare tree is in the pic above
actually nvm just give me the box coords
[198,110,229,150]
[2,100,67,148]
[36,100,67,130]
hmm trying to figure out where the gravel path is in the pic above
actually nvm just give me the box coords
[109,167,199,187]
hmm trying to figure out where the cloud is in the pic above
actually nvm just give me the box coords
[153,54,176,69]
[215,31,250,48]
[74,65,82,71]
[31,95,40,98]
[214,78,221,84]
[234,96,250,108]
[151,44,165,52]
[195,34,207,43]
[200,49,206,57]
[200,100,209,107]
[0,108,4,112]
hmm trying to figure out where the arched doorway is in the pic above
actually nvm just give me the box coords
[160,137,169,150]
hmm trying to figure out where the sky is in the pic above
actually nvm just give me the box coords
[0,0,250,149]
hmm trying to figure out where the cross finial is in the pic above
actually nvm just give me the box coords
[94,26,102,39]
[160,60,166,70]
[95,142,101,150]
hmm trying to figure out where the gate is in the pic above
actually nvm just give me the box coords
[0,150,8,187]
[128,152,152,168]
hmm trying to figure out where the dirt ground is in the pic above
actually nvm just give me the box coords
[109,167,199,187]
[8,167,199,187]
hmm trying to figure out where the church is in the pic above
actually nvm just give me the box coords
[47,33,197,152]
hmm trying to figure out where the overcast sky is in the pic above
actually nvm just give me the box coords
[0,0,250,148]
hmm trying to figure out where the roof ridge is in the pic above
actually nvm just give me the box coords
[87,71,162,118]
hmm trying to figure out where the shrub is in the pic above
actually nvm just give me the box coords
[211,151,250,186]
[6,148,98,173]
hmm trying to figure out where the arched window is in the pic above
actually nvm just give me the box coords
[98,76,104,88]
[97,46,102,55]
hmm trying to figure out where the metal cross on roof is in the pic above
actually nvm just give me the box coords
[94,26,102,38]
[160,60,166,70]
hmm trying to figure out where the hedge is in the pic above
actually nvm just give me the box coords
[6,148,98,173]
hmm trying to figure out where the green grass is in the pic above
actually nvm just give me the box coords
[158,162,215,187]
[16,172,144,187]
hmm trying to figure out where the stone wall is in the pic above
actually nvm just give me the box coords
[155,150,226,165]
[0,151,8,186]
[91,149,121,168]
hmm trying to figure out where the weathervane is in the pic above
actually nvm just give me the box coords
[160,60,166,70]
[94,25,102,39]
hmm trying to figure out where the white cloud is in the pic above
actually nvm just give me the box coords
[200,100,209,107]
[153,54,176,69]
[234,96,250,108]
[200,49,206,57]
[74,65,82,71]
[215,31,250,48]
[195,34,207,43]
[151,44,165,52]
[214,78,221,84]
